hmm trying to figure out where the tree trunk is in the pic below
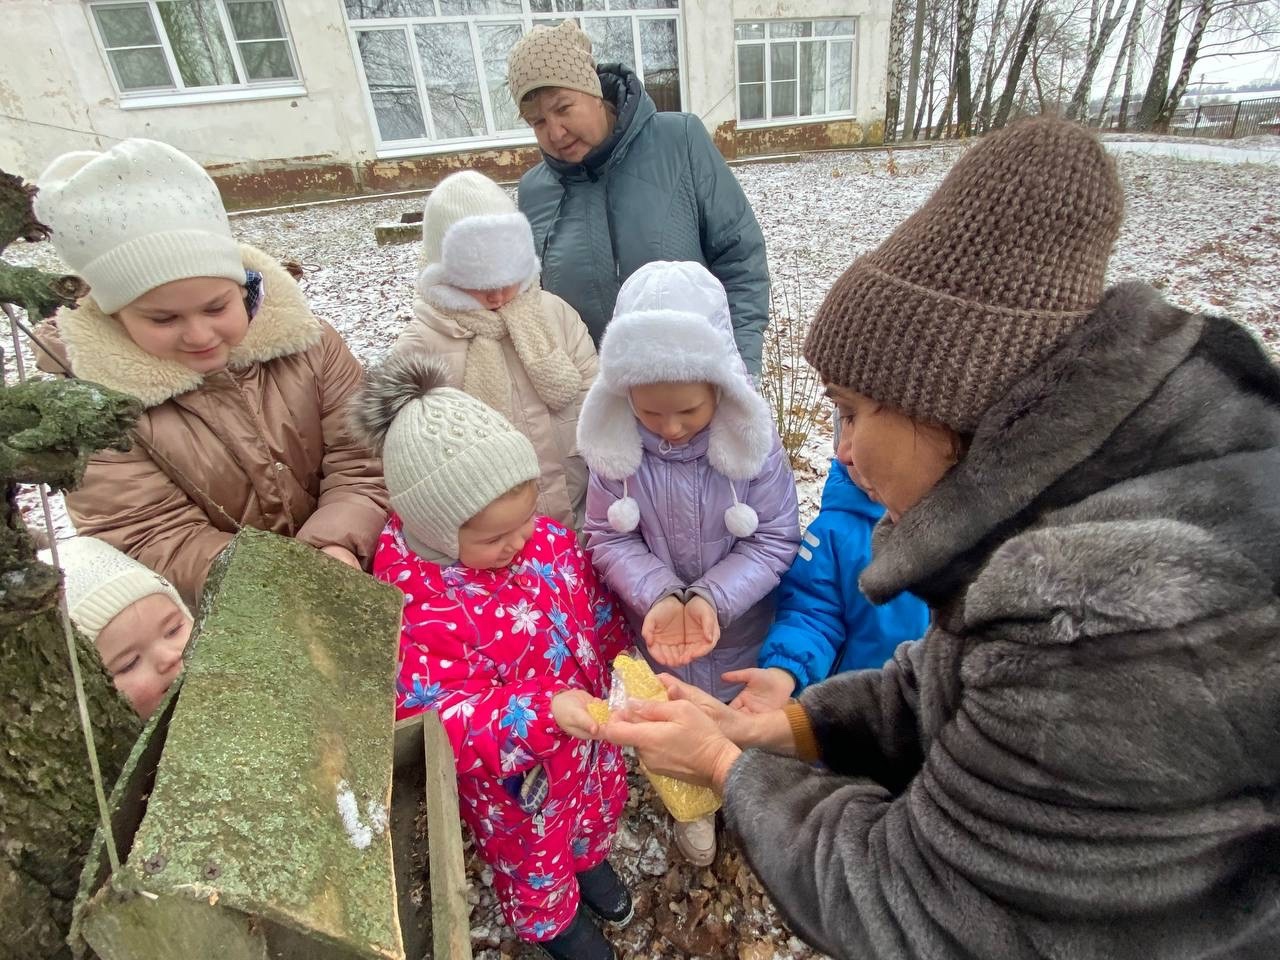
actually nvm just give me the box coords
[974,0,1015,133]
[1136,0,1184,130]
[1068,0,1129,120]
[1155,0,1215,131]
[1098,0,1145,126]
[954,0,979,135]
[995,0,1045,128]
[0,170,144,959]
[886,0,910,141]
[902,0,929,141]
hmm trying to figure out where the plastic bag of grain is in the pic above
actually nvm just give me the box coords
[587,653,722,822]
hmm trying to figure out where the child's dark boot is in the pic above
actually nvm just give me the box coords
[576,860,633,926]
[537,907,614,960]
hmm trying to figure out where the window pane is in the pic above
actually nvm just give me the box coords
[769,22,811,39]
[478,23,525,131]
[357,29,427,140]
[734,22,764,41]
[108,47,175,90]
[815,19,855,37]
[799,41,825,115]
[346,0,441,15]
[829,39,852,111]
[770,42,796,81]
[771,79,797,117]
[227,1,284,41]
[529,0,554,9]
[610,0,677,9]
[584,16,634,68]
[639,18,679,110]
[736,44,763,84]
[439,0,523,13]
[416,23,485,138]
[239,39,295,79]
[739,82,763,121]
[94,4,160,47]
[156,0,239,87]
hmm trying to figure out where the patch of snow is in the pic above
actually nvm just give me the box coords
[1103,139,1280,165]
[336,779,373,850]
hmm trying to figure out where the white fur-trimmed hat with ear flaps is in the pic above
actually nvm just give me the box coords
[576,261,774,538]
[417,170,539,312]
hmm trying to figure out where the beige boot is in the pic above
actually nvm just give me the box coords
[672,814,716,866]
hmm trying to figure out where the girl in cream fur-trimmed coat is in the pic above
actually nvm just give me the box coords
[394,171,596,530]
[33,139,388,606]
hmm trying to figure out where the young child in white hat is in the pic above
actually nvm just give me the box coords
[395,170,595,530]
[352,352,632,960]
[52,536,193,719]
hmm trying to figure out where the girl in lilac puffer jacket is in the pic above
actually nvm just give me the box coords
[577,261,800,865]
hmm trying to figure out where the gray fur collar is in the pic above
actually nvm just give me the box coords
[861,282,1206,604]
[54,244,323,408]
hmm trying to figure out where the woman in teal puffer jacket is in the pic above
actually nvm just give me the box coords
[506,20,770,378]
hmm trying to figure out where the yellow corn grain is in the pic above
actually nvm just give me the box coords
[599,654,723,822]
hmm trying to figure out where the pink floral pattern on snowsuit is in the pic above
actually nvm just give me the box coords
[374,514,632,941]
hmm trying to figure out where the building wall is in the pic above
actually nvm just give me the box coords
[2,0,890,208]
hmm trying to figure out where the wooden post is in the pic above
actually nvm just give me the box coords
[423,713,473,960]
[1231,100,1243,138]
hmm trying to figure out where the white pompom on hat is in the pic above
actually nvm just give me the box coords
[417,171,538,304]
[34,138,246,314]
[577,261,775,537]
[51,537,191,642]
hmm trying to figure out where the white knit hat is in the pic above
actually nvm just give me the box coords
[577,261,776,537]
[34,138,246,313]
[419,171,537,295]
[351,353,541,561]
[50,537,191,642]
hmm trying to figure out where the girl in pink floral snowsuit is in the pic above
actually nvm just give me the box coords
[354,353,633,960]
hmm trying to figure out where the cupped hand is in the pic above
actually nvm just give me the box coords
[601,696,741,789]
[551,688,599,740]
[642,595,692,667]
[725,667,796,714]
[682,595,721,660]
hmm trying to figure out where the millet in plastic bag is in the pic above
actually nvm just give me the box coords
[588,653,722,822]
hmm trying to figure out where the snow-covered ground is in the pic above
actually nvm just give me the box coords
[4,136,1280,958]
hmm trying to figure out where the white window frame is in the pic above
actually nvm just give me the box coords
[734,19,858,129]
[85,0,306,110]
[343,1,686,158]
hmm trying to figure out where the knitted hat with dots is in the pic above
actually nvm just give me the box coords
[419,170,537,291]
[34,138,245,314]
[804,115,1124,434]
[50,537,191,643]
[506,19,603,106]
[351,353,540,561]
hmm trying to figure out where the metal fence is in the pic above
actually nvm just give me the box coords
[1101,95,1280,139]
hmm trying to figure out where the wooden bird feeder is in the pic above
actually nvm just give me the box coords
[69,529,472,960]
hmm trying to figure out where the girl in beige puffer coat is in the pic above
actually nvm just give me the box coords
[393,171,596,530]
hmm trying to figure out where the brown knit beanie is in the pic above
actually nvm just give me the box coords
[804,115,1124,433]
[507,19,603,106]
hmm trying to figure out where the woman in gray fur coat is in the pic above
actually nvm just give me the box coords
[603,115,1280,959]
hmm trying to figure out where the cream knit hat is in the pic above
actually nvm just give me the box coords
[419,171,538,292]
[506,19,603,106]
[52,537,191,642]
[34,138,246,314]
[351,353,541,561]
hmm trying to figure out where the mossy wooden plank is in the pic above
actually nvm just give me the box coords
[102,530,404,959]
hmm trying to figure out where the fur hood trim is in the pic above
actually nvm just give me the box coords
[415,262,540,317]
[577,262,773,482]
[54,244,323,408]
[860,282,1207,604]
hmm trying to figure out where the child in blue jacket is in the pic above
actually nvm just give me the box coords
[725,459,930,712]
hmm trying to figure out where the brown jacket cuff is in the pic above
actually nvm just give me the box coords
[784,700,820,763]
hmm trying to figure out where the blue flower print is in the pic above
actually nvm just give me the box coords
[528,872,556,890]
[547,522,568,538]
[571,837,590,858]
[593,598,615,631]
[499,694,537,738]
[544,635,571,672]
[525,559,558,591]
[547,606,570,641]
[529,919,557,939]
[403,678,443,710]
